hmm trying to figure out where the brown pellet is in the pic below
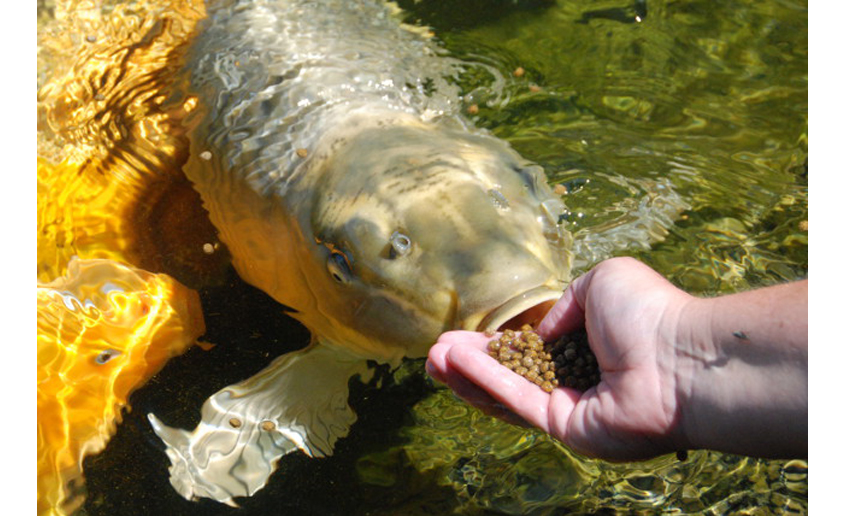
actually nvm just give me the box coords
[488,327,598,393]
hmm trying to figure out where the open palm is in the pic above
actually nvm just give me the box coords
[427,257,693,461]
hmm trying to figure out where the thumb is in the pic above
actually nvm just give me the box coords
[536,267,597,340]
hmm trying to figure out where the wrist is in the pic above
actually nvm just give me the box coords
[667,295,719,453]
[651,291,708,453]
[671,284,808,458]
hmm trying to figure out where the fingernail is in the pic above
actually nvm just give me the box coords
[424,360,443,383]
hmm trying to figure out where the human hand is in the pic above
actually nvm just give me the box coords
[427,257,695,461]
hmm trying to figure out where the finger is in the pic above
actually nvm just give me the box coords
[444,343,555,432]
[426,331,492,383]
[536,268,595,340]
[427,334,500,406]
[435,330,494,349]
[442,365,531,426]
[427,339,531,427]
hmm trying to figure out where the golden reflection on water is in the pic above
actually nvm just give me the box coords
[37,0,224,286]
[37,258,204,515]
[37,1,212,514]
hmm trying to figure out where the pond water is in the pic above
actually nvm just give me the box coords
[38,0,807,514]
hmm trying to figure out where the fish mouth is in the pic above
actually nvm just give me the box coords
[475,286,562,333]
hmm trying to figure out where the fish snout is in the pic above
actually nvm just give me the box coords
[429,221,568,335]
[445,242,564,333]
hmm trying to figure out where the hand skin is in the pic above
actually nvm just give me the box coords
[426,257,808,461]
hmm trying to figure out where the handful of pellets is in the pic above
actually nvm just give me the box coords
[487,325,600,392]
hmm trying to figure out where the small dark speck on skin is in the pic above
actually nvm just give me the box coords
[732,331,749,340]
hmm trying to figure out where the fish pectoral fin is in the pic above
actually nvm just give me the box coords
[147,343,371,504]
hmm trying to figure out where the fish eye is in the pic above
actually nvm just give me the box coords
[95,349,121,365]
[327,251,352,284]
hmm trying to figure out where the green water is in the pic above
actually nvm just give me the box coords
[67,0,806,514]
[424,0,807,292]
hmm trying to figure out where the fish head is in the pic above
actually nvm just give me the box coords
[298,119,572,360]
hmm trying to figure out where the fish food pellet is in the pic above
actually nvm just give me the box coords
[488,325,599,393]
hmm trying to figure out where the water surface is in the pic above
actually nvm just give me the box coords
[38,0,807,514]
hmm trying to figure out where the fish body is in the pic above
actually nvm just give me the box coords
[180,0,572,360]
[149,0,573,505]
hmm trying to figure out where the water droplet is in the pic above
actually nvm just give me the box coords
[390,231,412,257]
[488,189,510,210]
